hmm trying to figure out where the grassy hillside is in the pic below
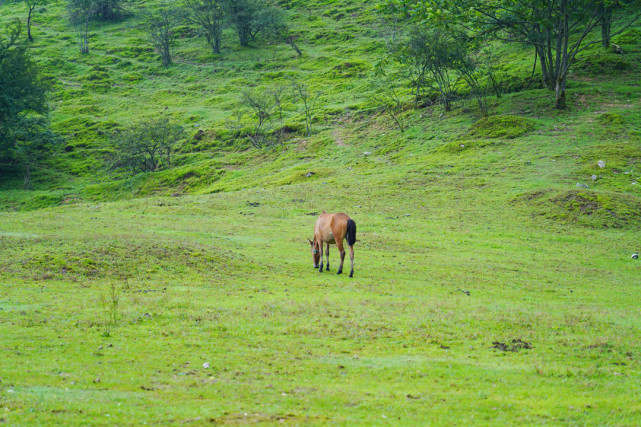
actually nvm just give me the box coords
[1,0,641,425]
[0,0,635,205]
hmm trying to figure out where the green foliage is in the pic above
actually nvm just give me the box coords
[384,0,641,109]
[467,115,535,139]
[254,4,302,57]
[183,0,225,54]
[224,0,261,46]
[0,20,58,186]
[67,0,96,53]
[92,0,129,21]
[144,7,182,66]
[110,116,185,175]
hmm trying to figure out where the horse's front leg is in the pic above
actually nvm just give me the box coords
[325,244,330,271]
[318,240,324,273]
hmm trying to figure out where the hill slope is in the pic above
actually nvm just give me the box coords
[1,0,641,424]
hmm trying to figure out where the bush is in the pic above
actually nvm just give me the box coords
[467,115,535,139]
[110,116,185,175]
[613,29,641,46]
[574,52,636,74]
[597,113,625,125]
[516,189,641,229]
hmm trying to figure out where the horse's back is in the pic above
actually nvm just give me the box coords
[315,213,352,244]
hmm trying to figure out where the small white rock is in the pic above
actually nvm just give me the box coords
[598,160,606,168]
[203,362,210,369]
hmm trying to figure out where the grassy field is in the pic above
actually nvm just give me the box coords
[2,115,641,423]
[2,0,641,424]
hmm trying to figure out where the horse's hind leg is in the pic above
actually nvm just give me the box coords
[325,244,330,271]
[348,245,355,278]
[336,240,345,275]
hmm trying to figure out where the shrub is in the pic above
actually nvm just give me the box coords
[574,52,636,74]
[467,115,535,139]
[597,113,625,125]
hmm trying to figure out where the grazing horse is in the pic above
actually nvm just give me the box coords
[308,212,356,277]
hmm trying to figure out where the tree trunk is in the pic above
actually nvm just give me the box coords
[207,31,221,54]
[442,95,451,112]
[286,37,302,58]
[82,15,90,54]
[27,5,35,42]
[536,46,551,89]
[23,162,32,190]
[238,27,250,46]
[601,8,613,49]
[476,97,488,117]
[554,77,566,110]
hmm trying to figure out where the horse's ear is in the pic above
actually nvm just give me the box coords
[307,238,313,245]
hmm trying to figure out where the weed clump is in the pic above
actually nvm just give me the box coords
[613,28,641,46]
[574,52,636,74]
[330,59,370,78]
[467,115,535,139]
[516,189,641,229]
[597,113,625,125]
[436,139,500,154]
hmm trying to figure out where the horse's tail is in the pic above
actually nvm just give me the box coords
[346,219,357,246]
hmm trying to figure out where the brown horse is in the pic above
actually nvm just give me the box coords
[308,212,356,277]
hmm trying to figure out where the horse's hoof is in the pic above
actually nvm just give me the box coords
[336,271,342,275]
[349,272,354,278]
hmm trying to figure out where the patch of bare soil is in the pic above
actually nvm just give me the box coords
[492,339,532,352]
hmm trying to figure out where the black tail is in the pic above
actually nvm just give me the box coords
[346,219,356,246]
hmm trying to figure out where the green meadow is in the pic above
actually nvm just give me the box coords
[1,0,641,424]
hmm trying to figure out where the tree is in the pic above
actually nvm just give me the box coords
[10,0,54,42]
[67,0,97,54]
[183,0,225,54]
[384,0,641,109]
[256,5,302,57]
[291,80,321,138]
[390,27,462,111]
[0,20,58,186]
[240,89,276,147]
[224,0,261,46]
[110,117,185,175]
[93,0,129,21]
[368,79,408,133]
[145,7,181,66]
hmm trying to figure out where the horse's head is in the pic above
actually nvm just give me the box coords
[308,238,320,268]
